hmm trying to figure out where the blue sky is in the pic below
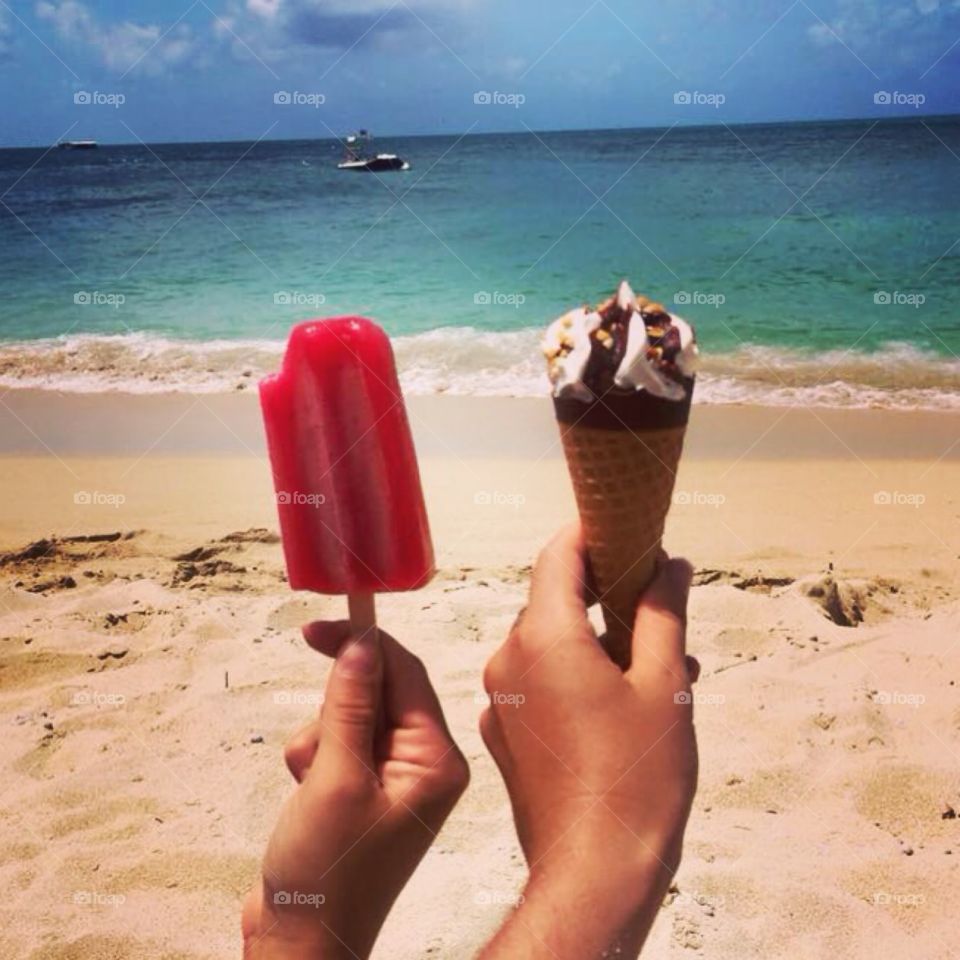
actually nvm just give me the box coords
[1,0,959,145]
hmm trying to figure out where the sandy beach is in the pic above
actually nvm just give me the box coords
[1,393,958,959]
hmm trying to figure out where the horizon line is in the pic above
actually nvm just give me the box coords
[4,111,959,150]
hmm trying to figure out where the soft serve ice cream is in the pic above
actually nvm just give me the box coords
[542,280,698,403]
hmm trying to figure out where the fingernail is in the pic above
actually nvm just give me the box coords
[337,631,379,677]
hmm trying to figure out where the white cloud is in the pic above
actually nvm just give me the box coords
[216,0,474,55]
[35,0,196,74]
[805,0,960,58]
[247,0,282,18]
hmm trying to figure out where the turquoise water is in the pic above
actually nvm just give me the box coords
[0,118,958,405]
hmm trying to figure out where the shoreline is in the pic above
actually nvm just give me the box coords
[1,391,959,460]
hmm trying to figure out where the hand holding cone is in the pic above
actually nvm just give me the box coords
[544,281,698,669]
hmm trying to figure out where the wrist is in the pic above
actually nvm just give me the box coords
[529,825,681,899]
[528,843,678,916]
[244,931,357,960]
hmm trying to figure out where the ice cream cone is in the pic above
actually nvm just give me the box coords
[558,419,687,669]
[543,280,698,670]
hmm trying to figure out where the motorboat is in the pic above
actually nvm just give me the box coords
[337,131,409,172]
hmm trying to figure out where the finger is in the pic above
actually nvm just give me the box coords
[306,620,451,739]
[284,721,319,782]
[313,628,383,777]
[302,620,351,658]
[524,523,592,645]
[479,707,510,776]
[627,557,693,685]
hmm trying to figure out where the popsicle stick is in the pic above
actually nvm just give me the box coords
[348,593,377,641]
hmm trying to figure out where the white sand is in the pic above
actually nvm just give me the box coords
[0,396,958,959]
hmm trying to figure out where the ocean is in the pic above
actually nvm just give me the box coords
[1,118,958,408]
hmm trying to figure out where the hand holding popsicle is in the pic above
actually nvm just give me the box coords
[248,320,465,957]
[242,621,469,960]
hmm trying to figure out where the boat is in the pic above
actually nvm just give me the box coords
[337,131,409,172]
[57,140,98,150]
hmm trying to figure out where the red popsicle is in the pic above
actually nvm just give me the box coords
[260,317,434,633]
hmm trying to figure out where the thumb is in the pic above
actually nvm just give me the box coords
[627,557,693,685]
[526,523,591,633]
[315,628,383,777]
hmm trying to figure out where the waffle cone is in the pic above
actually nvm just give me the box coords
[559,421,687,669]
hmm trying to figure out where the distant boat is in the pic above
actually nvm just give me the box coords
[337,130,409,172]
[58,140,98,150]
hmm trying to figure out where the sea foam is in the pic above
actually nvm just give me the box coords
[0,329,958,410]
